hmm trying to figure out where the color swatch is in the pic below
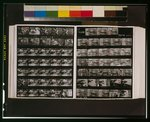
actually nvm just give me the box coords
[24,5,127,21]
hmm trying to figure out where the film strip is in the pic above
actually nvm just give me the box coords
[76,27,133,98]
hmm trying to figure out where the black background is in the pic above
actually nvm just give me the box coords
[2,2,148,118]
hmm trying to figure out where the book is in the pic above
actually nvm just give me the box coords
[8,24,145,99]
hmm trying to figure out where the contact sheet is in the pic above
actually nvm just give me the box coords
[17,26,74,98]
[10,25,134,99]
[77,27,133,98]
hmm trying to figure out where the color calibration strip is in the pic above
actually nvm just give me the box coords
[24,5,127,21]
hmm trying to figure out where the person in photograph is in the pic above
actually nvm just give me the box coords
[38,89,46,97]
[77,79,88,87]
[106,28,113,35]
[18,37,29,45]
[51,28,59,36]
[28,58,38,66]
[125,38,132,45]
[65,39,73,46]
[90,59,99,66]
[110,69,122,76]
[101,49,110,56]
[54,90,62,98]
[111,48,121,56]
[109,90,120,98]
[17,68,27,76]
[50,59,59,66]
[57,38,65,46]
[88,38,99,46]
[38,48,46,55]
[120,48,131,56]
[29,27,40,35]
[120,59,131,66]
[59,79,72,86]
[62,59,72,66]
[88,89,98,98]
[99,38,104,46]
[111,28,118,35]
[18,27,29,35]
[40,59,50,66]
[50,69,60,76]
[27,79,36,86]
[41,27,48,35]
[97,28,107,35]
[88,79,97,87]
[55,49,62,56]
[37,79,47,86]
[66,28,74,36]
[62,49,73,56]
[17,79,28,87]
[62,89,72,97]
[123,69,132,76]
[88,69,99,76]
[88,49,99,56]
[28,89,38,97]
[111,38,122,46]
[78,38,88,46]
[40,37,50,46]
[77,49,87,57]
[29,38,40,45]
[57,28,66,36]
[27,48,37,55]
[18,58,28,66]
[50,79,58,86]
[88,59,95,66]
[49,49,57,56]
[78,69,88,76]
[121,79,132,87]
[97,79,108,87]
[102,90,109,97]
[110,59,121,66]
[101,69,110,76]
[17,89,28,97]
[77,89,87,98]
[119,90,131,97]
[46,89,55,97]
[60,89,67,97]
[102,38,111,46]
[77,59,87,66]
[17,48,24,55]
[61,69,72,76]
[50,38,59,46]
[110,79,121,87]
[100,59,111,66]
[85,28,97,36]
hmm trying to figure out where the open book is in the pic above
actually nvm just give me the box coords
[8,24,145,99]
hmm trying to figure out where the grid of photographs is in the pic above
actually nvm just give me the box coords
[17,26,74,98]
[77,27,133,98]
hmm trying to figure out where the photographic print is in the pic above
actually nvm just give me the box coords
[77,79,88,87]
[14,25,134,99]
